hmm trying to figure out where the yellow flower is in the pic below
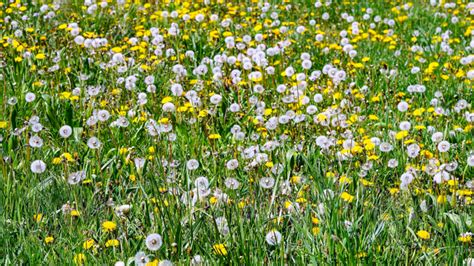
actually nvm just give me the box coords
[437,195,447,204]
[45,236,54,244]
[389,188,399,195]
[36,53,46,60]
[105,239,120,247]
[209,133,221,140]
[458,234,472,243]
[71,210,80,217]
[395,130,409,140]
[0,121,8,129]
[416,230,430,240]
[34,213,43,222]
[74,253,86,265]
[213,243,228,256]
[102,221,117,232]
[83,239,95,249]
[312,217,320,225]
[340,192,355,203]
[148,146,155,154]
[146,260,159,266]
[312,227,320,235]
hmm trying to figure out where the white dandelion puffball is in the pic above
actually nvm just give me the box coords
[265,230,282,245]
[145,233,163,251]
[468,154,474,167]
[25,92,36,102]
[87,136,102,149]
[259,177,275,189]
[186,159,199,170]
[158,260,173,266]
[437,141,450,153]
[31,160,46,174]
[59,125,73,138]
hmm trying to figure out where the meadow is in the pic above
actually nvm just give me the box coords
[0,0,473,265]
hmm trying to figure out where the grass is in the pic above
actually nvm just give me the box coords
[0,0,473,265]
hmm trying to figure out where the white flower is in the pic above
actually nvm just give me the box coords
[134,251,150,266]
[31,160,46,174]
[29,135,43,148]
[97,109,110,122]
[186,159,199,170]
[400,172,414,186]
[191,255,203,265]
[433,170,450,184]
[158,260,173,266]
[259,177,275,189]
[431,132,443,142]
[194,176,209,190]
[265,230,282,245]
[437,141,450,152]
[397,101,409,112]
[87,137,102,149]
[224,178,240,190]
[145,233,163,251]
[468,154,474,167]
[399,121,411,131]
[25,92,36,102]
[226,159,239,170]
[68,171,86,185]
[134,158,146,169]
[59,125,73,138]
[215,217,229,235]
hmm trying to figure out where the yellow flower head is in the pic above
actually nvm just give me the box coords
[102,221,117,232]
[416,230,430,240]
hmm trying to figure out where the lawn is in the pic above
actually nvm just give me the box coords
[0,0,473,265]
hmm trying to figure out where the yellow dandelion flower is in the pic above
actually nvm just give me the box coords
[341,192,355,203]
[83,239,95,249]
[102,221,117,232]
[213,243,228,256]
[105,239,120,248]
[73,253,86,265]
[416,230,430,240]
[45,236,54,244]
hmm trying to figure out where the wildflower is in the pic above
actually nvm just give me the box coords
[213,244,228,256]
[25,92,36,102]
[45,236,54,244]
[145,233,163,251]
[340,192,355,203]
[209,134,221,140]
[33,213,43,223]
[265,230,282,245]
[191,255,203,265]
[134,251,150,266]
[29,135,43,148]
[186,159,199,170]
[458,232,472,243]
[105,239,120,248]
[416,230,430,240]
[74,253,86,265]
[259,177,275,189]
[102,221,117,232]
[31,160,47,174]
[87,137,102,149]
[83,239,95,249]
[437,141,450,152]
[224,178,240,190]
